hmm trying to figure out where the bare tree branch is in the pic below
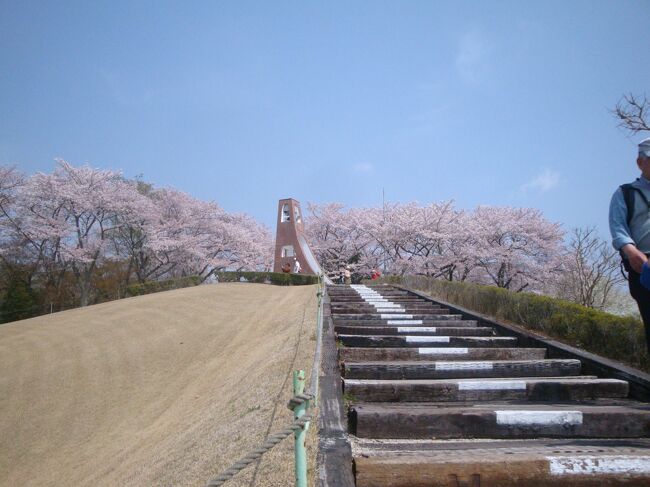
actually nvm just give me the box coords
[557,227,624,310]
[612,93,650,134]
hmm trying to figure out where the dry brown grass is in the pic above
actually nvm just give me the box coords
[0,283,318,487]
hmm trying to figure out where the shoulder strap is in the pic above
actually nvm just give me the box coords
[620,181,650,226]
[621,184,636,226]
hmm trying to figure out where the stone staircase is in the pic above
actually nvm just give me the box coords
[328,284,650,486]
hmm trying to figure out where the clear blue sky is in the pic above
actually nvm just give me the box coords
[1,1,649,236]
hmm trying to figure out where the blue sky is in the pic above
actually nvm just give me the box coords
[1,1,649,237]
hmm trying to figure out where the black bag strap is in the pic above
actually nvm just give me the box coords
[621,180,650,226]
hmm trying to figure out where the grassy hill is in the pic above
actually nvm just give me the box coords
[0,283,318,487]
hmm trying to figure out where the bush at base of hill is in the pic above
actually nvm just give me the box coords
[372,275,649,372]
[125,276,202,297]
[125,273,318,298]
[214,271,319,286]
[0,273,40,323]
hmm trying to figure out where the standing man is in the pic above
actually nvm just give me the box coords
[609,137,650,351]
[292,257,302,274]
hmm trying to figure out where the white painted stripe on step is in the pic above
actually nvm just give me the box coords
[547,456,650,475]
[405,336,450,343]
[389,320,424,325]
[468,336,512,341]
[374,305,402,309]
[419,347,468,355]
[397,326,435,332]
[458,380,526,390]
[496,410,583,426]
[382,314,413,319]
[435,361,493,371]
[363,298,388,302]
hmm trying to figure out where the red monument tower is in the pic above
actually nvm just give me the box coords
[273,198,321,275]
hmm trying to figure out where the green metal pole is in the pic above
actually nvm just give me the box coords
[293,370,308,487]
[313,274,323,404]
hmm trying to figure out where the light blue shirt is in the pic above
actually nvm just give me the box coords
[609,176,650,254]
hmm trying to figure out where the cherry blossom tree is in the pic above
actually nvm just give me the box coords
[139,189,272,282]
[305,203,377,274]
[366,202,468,278]
[19,161,145,306]
[469,206,564,291]
[0,166,26,263]
[0,164,68,293]
[305,201,565,292]
[0,161,274,312]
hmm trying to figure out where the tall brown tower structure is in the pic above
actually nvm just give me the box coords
[273,198,321,275]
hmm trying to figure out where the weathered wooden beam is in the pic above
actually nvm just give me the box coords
[332,315,475,323]
[343,377,629,402]
[343,358,582,380]
[353,439,650,487]
[330,305,449,313]
[337,334,517,348]
[399,286,650,402]
[340,347,547,362]
[334,325,494,336]
[350,403,650,439]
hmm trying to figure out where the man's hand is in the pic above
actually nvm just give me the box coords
[622,244,648,273]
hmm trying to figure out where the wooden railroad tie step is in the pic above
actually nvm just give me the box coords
[334,321,480,329]
[337,334,516,348]
[334,326,495,336]
[350,403,650,439]
[333,315,475,323]
[331,306,450,313]
[330,297,427,302]
[342,359,582,380]
[352,438,650,487]
[342,377,629,402]
[340,346,548,362]
[327,285,650,486]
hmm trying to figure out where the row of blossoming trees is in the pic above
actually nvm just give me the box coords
[0,161,273,311]
[0,161,622,317]
[305,202,621,304]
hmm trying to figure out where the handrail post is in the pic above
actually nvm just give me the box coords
[293,370,308,487]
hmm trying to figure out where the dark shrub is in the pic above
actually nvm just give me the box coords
[126,276,201,297]
[216,271,318,286]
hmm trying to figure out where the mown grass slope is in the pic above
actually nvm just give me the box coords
[0,283,317,487]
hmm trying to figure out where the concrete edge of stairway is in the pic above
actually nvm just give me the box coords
[317,291,356,487]
[396,285,650,401]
